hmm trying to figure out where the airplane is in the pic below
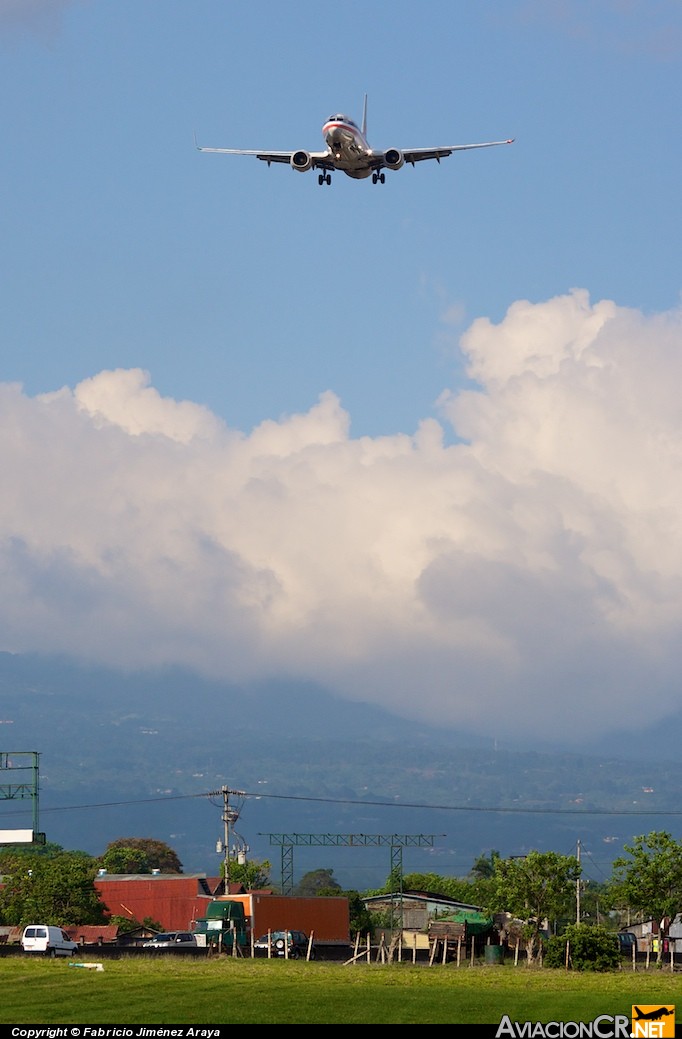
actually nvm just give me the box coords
[195,96,514,185]
[633,1009,674,1021]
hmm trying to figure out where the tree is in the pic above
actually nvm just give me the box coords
[468,852,503,906]
[295,869,342,896]
[389,872,476,903]
[544,923,620,972]
[0,850,108,927]
[99,845,150,875]
[108,913,164,934]
[470,850,501,882]
[223,857,272,890]
[0,841,65,864]
[487,850,581,964]
[99,838,183,874]
[576,879,613,926]
[346,890,374,937]
[610,831,682,935]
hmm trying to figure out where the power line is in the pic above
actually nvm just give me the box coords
[0,790,209,816]
[2,787,682,818]
[230,791,682,816]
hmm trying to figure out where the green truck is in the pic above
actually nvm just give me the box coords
[194,899,248,951]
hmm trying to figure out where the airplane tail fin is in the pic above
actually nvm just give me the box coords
[362,94,367,137]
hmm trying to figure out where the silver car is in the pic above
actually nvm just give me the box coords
[143,931,197,949]
[253,930,314,959]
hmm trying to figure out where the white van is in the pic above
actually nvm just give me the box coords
[21,924,78,957]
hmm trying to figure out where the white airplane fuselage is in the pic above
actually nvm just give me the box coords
[321,115,373,179]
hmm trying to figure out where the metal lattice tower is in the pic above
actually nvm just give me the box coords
[0,751,43,844]
[263,833,439,898]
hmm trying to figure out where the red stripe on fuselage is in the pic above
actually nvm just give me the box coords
[322,120,369,151]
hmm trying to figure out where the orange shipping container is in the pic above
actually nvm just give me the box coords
[210,893,350,945]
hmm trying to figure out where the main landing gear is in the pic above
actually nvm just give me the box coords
[372,171,386,184]
[318,172,332,185]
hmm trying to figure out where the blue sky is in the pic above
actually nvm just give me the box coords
[1,1,682,747]
[3,0,680,435]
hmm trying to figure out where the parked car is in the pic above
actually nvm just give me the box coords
[617,932,638,956]
[21,925,78,957]
[142,931,198,950]
[253,930,314,959]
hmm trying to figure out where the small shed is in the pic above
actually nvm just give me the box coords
[362,891,486,931]
[0,926,22,945]
[66,925,119,947]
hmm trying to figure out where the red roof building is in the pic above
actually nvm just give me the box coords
[65,924,120,946]
[94,873,225,932]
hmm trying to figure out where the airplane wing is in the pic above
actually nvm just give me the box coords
[399,139,514,166]
[194,139,333,169]
[195,146,293,164]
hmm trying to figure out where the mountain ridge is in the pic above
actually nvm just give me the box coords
[1,651,679,889]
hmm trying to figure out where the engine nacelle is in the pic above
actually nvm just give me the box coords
[383,148,405,171]
[291,150,313,173]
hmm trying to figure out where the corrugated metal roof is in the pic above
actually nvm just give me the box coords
[95,874,221,931]
[65,925,120,945]
[95,872,217,882]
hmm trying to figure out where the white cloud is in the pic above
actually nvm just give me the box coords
[2,290,682,744]
[70,368,223,443]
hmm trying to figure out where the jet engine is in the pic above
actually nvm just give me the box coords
[291,151,313,172]
[383,148,405,170]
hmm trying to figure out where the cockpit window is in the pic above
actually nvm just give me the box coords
[328,114,357,128]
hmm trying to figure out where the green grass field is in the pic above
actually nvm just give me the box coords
[1,957,680,1025]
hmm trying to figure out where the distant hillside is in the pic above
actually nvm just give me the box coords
[1,651,681,890]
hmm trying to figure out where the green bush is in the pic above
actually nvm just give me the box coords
[545,923,621,972]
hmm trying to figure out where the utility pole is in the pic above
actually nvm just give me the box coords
[222,786,230,883]
[220,786,244,887]
[576,839,581,925]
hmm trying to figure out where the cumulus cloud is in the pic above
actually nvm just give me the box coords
[2,289,682,744]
